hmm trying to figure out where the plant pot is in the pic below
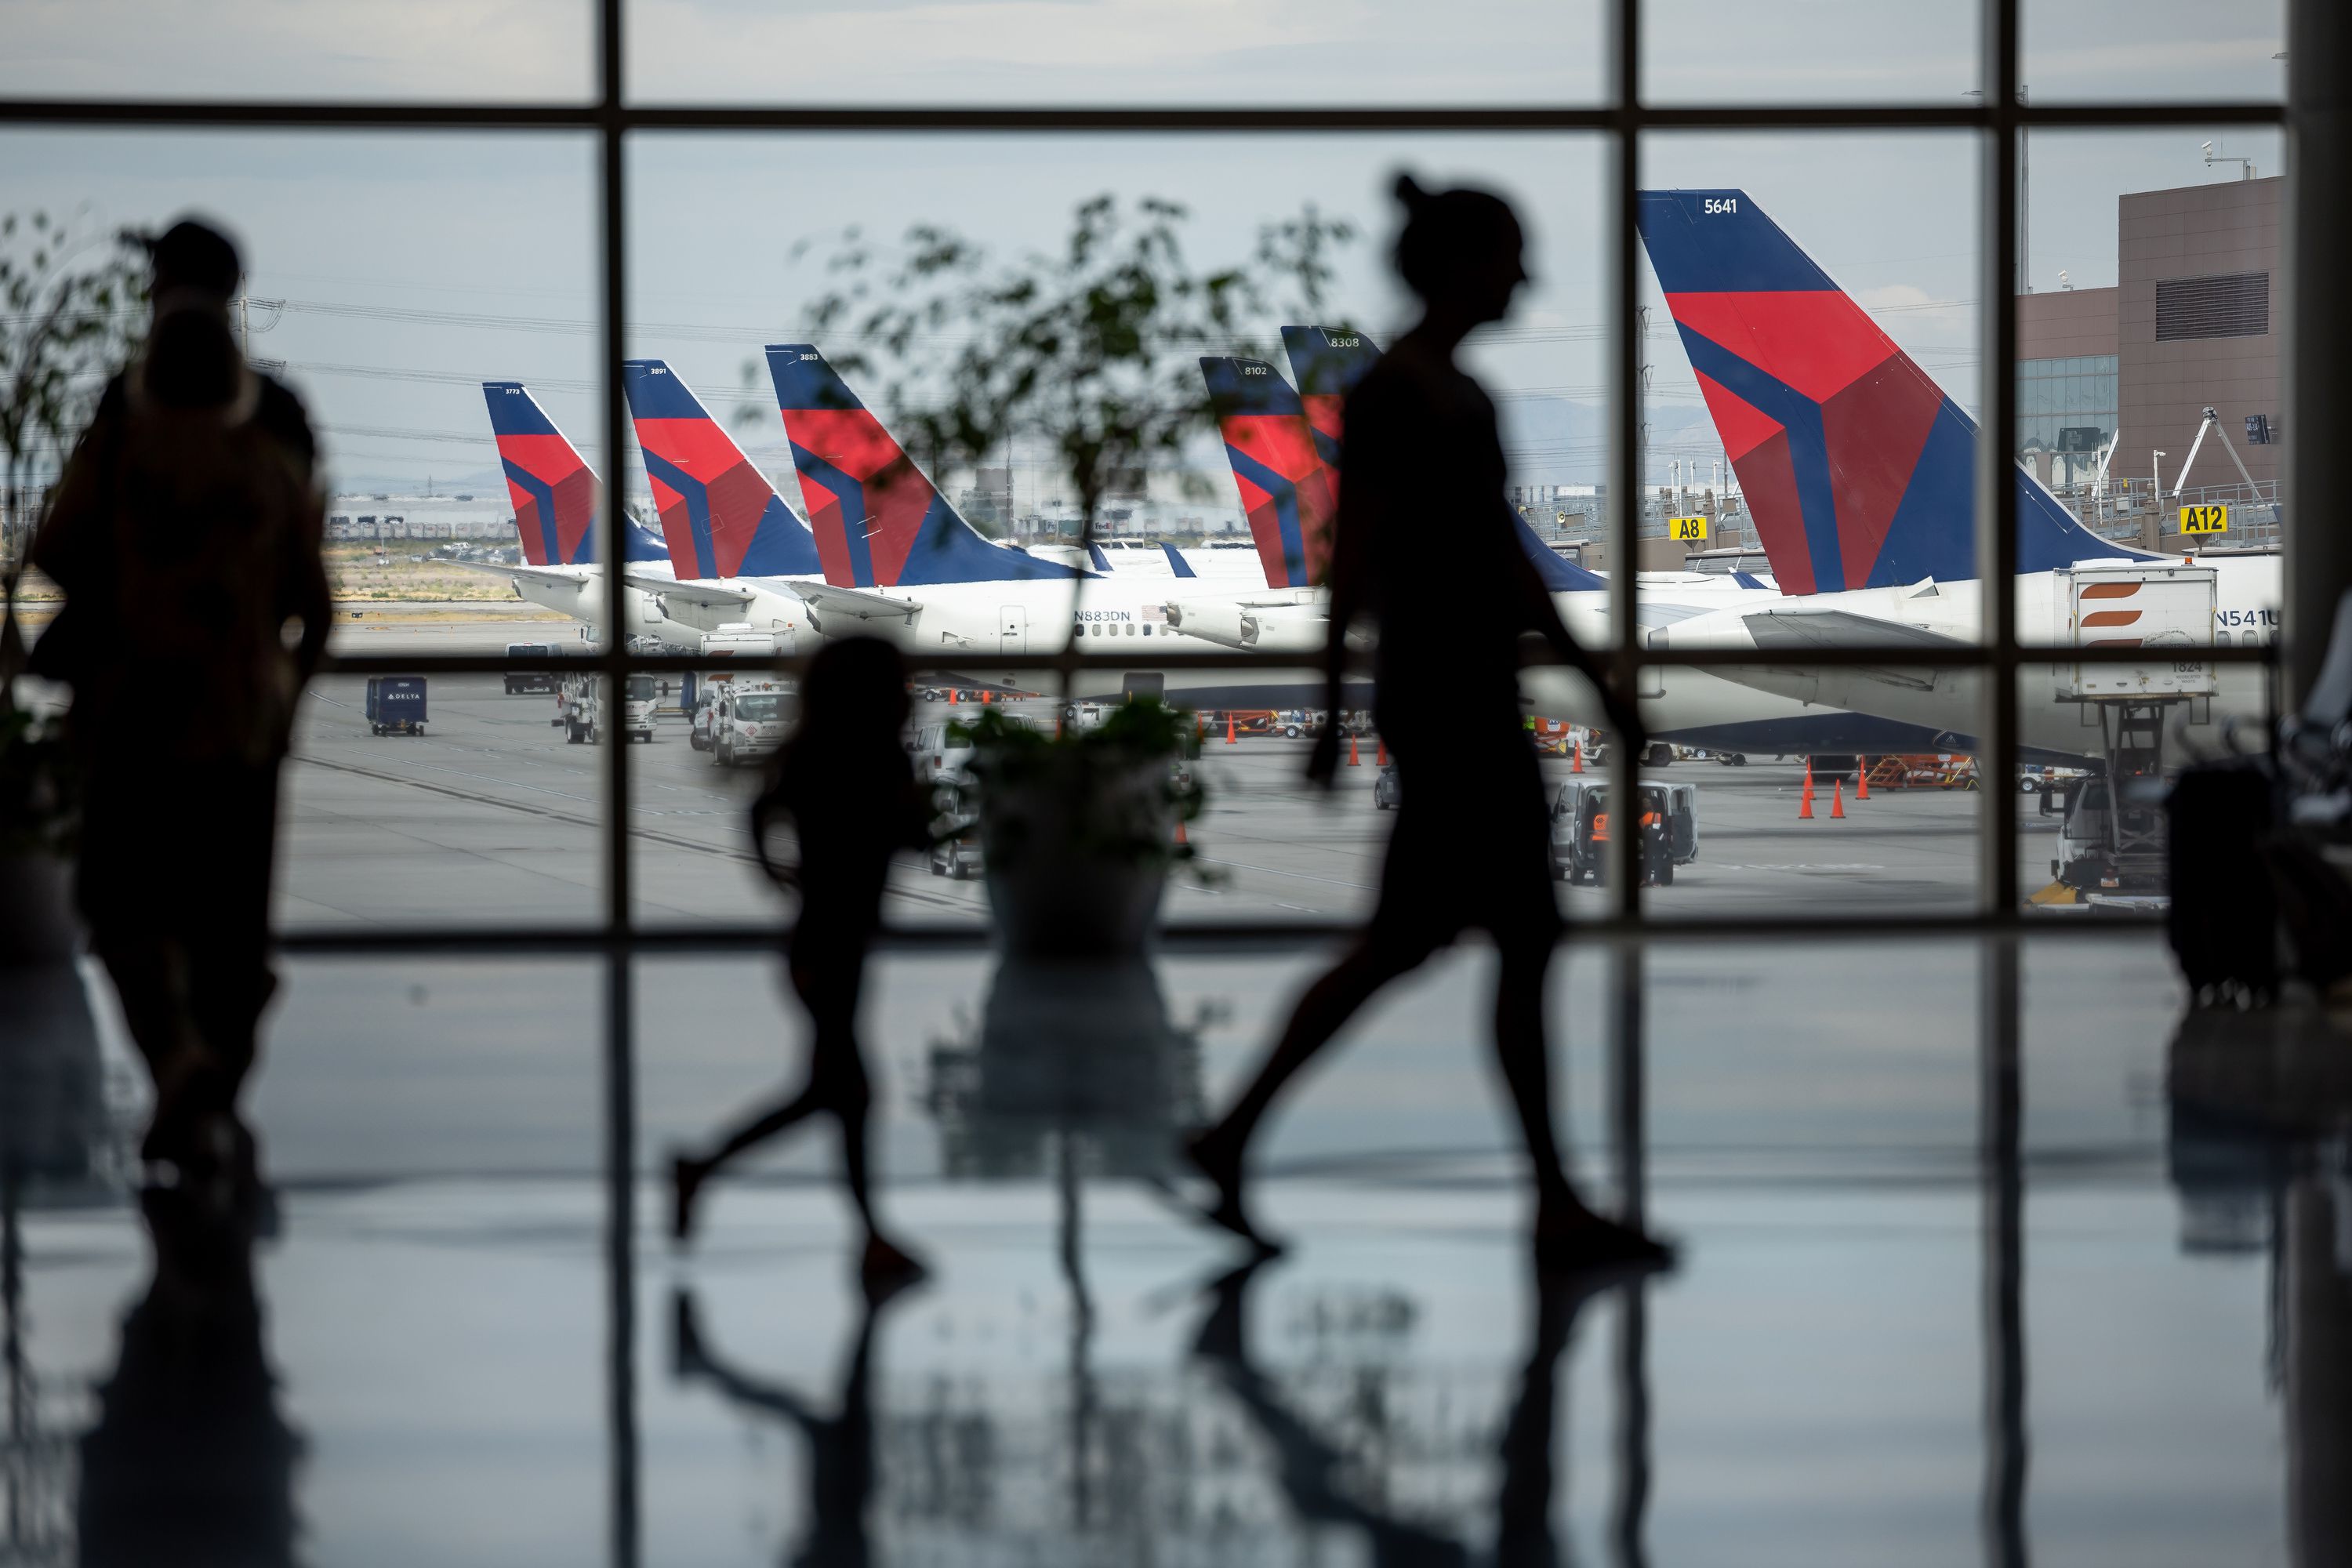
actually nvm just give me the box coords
[978,760,1174,957]
[0,850,79,960]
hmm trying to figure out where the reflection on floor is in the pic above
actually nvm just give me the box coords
[4,937,2347,1566]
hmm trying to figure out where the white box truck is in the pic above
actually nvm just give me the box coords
[555,673,659,744]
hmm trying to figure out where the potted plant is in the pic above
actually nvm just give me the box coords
[949,697,1203,956]
[0,678,79,959]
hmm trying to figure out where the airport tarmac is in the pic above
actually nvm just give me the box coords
[282,618,2053,929]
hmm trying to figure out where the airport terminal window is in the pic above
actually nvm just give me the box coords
[2,5,2290,1564]
[0,1,2281,944]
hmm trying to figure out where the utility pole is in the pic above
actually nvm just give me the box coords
[1966,85,2031,291]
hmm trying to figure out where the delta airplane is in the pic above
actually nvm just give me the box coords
[616,358,826,651]
[479,380,675,640]
[1189,327,1969,760]
[763,342,1373,706]
[1626,188,2280,760]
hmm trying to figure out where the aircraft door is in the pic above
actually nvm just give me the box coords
[1000,604,1026,654]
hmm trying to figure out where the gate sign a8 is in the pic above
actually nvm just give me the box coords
[1668,515,1709,541]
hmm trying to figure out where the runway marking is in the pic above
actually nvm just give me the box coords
[1189,855,1377,893]
[1708,863,1889,873]
[289,754,975,913]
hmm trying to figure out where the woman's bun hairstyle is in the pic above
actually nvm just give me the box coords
[1390,171,1523,300]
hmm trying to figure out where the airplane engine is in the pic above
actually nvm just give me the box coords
[1164,601,1260,649]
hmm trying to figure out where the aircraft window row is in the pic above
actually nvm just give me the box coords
[1072,620,1152,636]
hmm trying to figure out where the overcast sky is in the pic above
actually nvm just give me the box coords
[0,0,2287,506]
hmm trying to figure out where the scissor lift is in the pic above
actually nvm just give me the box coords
[2044,565,2218,902]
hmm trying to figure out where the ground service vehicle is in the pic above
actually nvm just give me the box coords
[710,683,795,768]
[504,644,561,695]
[1548,779,1698,884]
[929,817,984,880]
[555,673,659,744]
[910,722,978,785]
[365,676,427,735]
[698,623,781,660]
[2045,773,2168,899]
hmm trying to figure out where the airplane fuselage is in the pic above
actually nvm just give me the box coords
[1648,556,2281,760]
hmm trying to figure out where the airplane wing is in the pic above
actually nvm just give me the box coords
[450,560,590,590]
[793,581,923,631]
[625,570,756,615]
[1737,608,1964,691]
[1739,609,1968,652]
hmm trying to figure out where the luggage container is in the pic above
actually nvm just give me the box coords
[365,675,427,736]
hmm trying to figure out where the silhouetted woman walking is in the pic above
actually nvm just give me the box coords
[1187,176,1671,1274]
[671,637,929,1298]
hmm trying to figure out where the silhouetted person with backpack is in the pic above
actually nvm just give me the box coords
[31,218,328,1200]
[1186,175,1671,1275]
[670,636,930,1298]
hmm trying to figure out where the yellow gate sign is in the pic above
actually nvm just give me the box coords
[2180,503,2229,534]
[1668,515,1709,542]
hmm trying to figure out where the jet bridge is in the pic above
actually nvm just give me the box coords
[2045,564,2217,901]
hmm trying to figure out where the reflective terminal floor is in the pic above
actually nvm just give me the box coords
[7,935,2347,1566]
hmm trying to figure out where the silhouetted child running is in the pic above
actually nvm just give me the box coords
[671,637,930,1298]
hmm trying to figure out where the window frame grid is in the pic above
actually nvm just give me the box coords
[0,3,2285,1562]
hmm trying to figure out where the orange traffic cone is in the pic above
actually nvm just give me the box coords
[1376,739,1387,767]
[1174,815,1188,845]
[1830,779,1846,818]
[1348,733,1360,767]
[949,688,958,703]
[1798,786,1814,820]
[1802,757,1815,797]
[1856,757,1871,800]
[1571,740,1584,775]
[1225,713,1237,746]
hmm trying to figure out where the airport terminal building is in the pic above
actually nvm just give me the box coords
[2016,173,2282,546]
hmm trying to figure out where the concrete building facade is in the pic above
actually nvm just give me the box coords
[2011,174,2283,549]
[2118,174,2283,495]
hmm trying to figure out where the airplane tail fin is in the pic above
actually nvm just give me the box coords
[1279,325,1381,471]
[1513,513,1608,592]
[1635,189,2147,593]
[765,344,1073,587]
[1200,355,1334,590]
[1160,540,1197,579]
[484,382,598,567]
[622,513,670,564]
[620,360,821,582]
